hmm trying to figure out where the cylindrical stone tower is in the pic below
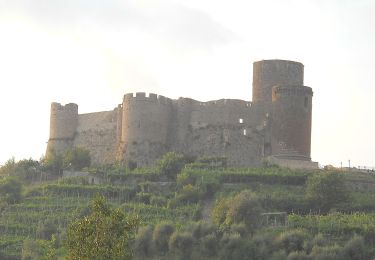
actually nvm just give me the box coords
[271,85,313,159]
[118,93,173,167]
[46,102,78,156]
[252,60,304,109]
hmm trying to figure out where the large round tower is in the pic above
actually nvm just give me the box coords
[271,85,313,160]
[118,93,173,167]
[46,102,78,156]
[252,60,304,109]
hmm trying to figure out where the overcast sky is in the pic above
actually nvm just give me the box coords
[0,0,374,168]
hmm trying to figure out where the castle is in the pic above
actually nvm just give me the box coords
[46,59,318,169]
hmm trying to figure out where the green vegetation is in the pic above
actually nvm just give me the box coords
[0,153,375,259]
[67,195,139,260]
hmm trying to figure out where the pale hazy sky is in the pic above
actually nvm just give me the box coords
[0,0,374,167]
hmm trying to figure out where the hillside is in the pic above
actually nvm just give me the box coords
[1,155,375,259]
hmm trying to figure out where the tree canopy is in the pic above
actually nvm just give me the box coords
[305,171,350,213]
[66,195,139,260]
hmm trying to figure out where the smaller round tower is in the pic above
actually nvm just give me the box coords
[46,102,78,156]
[271,85,313,160]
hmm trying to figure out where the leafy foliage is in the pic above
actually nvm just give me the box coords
[66,195,139,260]
[305,171,350,212]
[64,147,91,171]
[0,177,22,204]
[156,152,188,179]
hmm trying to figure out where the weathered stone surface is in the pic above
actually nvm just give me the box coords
[46,60,315,168]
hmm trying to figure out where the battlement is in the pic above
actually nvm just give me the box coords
[51,102,78,112]
[176,97,252,108]
[272,85,313,97]
[123,92,173,105]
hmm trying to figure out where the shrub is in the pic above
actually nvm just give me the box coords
[150,195,167,207]
[175,184,203,204]
[135,192,151,204]
[275,229,309,254]
[168,231,194,260]
[230,223,248,237]
[287,251,312,260]
[341,235,367,260]
[199,233,218,258]
[212,197,230,226]
[0,177,22,204]
[305,172,349,213]
[218,233,255,260]
[36,219,58,240]
[189,221,216,240]
[309,244,342,260]
[152,222,175,254]
[157,152,187,179]
[224,190,263,232]
[134,226,154,259]
[64,147,91,171]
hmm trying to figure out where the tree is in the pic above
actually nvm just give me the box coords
[0,157,40,181]
[224,190,263,232]
[66,195,139,260]
[0,177,22,204]
[42,150,64,175]
[157,152,187,179]
[64,147,91,171]
[305,172,349,213]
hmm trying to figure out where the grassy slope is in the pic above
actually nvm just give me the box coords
[1,168,375,258]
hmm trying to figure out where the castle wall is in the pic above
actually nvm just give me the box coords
[170,98,263,167]
[47,59,314,169]
[73,110,118,165]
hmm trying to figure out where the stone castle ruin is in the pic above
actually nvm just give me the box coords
[46,59,318,169]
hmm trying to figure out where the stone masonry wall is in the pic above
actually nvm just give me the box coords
[73,110,118,165]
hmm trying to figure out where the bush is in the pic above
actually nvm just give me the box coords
[134,226,154,259]
[218,233,255,260]
[224,190,263,232]
[135,192,151,204]
[305,172,349,213]
[199,233,218,258]
[152,222,175,254]
[36,219,58,240]
[175,184,203,204]
[341,235,367,260]
[150,195,167,207]
[309,244,342,260]
[230,223,248,237]
[287,251,312,260]
[275,229,308,254]
[189,221,216,240]
[212,197,230,226]
[64,147,91,171]
[168,231,194,260]
[0,177,22,204]
[157,152,187,179]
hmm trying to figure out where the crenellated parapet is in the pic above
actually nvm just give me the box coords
[123,92,173,105]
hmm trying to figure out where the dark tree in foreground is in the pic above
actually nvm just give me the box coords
[66,195,139,260]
